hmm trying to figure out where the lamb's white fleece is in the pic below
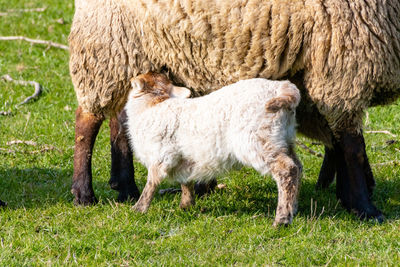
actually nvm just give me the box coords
[126,78,298,183]
[125,77,302,225]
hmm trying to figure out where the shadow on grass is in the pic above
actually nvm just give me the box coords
[0,167,398,221]
[179,175,400,222]
[0,167,115,209]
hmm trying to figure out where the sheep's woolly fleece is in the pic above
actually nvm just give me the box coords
[69,0,400,142]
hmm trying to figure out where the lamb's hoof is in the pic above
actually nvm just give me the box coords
[179,200,195,210]
[71,188,98,206]
[132,203,148,213]
[273,216,292,227]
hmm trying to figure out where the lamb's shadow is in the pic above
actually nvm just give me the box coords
[0,167,114,209]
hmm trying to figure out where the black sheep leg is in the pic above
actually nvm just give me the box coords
[109,110,140,202]
[316,143,375,199]
[316,146,336,189]
[335,131,383,221]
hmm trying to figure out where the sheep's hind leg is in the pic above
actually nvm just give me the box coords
[194,179,217,197]
[335,131,383,222]
[71,106,104,205]
[316,144,375,198]
[316,146,336,189]
[109,110,140,202]
[180,182,195,209]
[133,164,166,213]
[269,153,301,227]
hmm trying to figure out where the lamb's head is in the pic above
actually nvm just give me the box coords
[130,72,191,105]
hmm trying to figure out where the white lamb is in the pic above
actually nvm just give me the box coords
[125,72,302,226]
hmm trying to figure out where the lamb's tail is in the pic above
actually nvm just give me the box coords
[265,81,301,113]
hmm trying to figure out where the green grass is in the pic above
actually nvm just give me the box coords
[1,1,400,265]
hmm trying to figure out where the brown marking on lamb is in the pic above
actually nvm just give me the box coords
[132,72,174,106]
[133,163,166,213]
[265,82,301,112]
[269,152,301,227]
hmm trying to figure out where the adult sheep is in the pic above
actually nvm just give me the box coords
[69,0,400,221]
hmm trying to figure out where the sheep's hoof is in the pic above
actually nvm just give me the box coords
[71,188,98,206]
[355,208,385,224]
[338,195,384,223]
[0,200,7,207]
[116,185,140,203]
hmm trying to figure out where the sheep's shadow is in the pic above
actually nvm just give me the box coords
[0,167,398,222]
[0,167,114,209]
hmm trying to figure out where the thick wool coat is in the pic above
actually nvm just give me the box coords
[69,0,400,145]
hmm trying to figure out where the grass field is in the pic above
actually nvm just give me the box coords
[1,1,400,265]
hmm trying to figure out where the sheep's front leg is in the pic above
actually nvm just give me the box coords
[109,110,140,202]
[71,106,104,205]
[180,182,195,209]
[269,153,301,227]
[133,164,166,213]
[335,131,383,221]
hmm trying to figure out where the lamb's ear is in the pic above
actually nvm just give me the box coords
[170,86,191,98]
[130,77,145,93]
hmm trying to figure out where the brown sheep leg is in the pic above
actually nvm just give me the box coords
[335,131,383,222]
[71,106,104,205]
[109,110,140,202]
[270,153,301,227]
[180,182,195,209]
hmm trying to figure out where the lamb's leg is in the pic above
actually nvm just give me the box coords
[109,110,140,202]
[133,164,165,213]
[316,146,336,189]
[71,106,104,205]
[180,182,195,209]
[269,153,301,227]
[335,131,383,221]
